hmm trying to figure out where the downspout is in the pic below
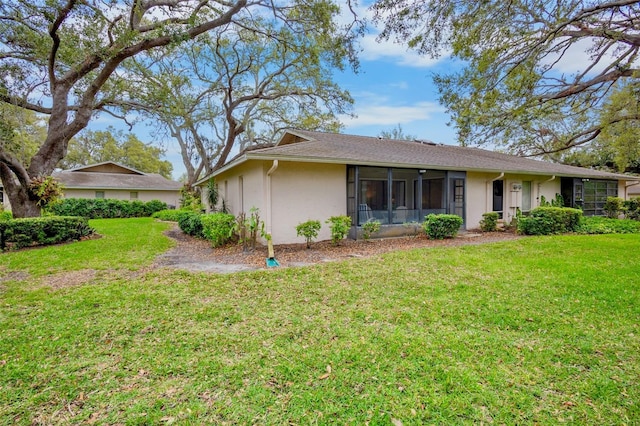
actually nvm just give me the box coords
[265,160,279,237]
[486,172,504,212]
[537,175,555,206]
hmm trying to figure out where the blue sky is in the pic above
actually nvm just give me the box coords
[87,3,458,180]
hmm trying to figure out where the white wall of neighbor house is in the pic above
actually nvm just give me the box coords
[62,189,180,207]
[465,172,562,229]
[269,161,346,245]
[623,181,640,198]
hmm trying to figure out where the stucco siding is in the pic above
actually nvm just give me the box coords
[62,189,180,207]
[213,161,266,216]
[466,172,562,229]
[270,162,346,244]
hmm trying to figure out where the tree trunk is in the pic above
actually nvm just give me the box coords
[0,163,41,217]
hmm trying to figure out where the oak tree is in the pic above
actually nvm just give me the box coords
[0,0,359,216]
[373,0,640,158]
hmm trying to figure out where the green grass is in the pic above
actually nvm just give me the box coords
[0,217,174,277]
[1,220,639,424]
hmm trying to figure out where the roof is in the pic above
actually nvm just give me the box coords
[53,161,182,191]
[197,129,638,184]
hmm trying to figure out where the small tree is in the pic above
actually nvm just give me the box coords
[603,197,624,219]
[479,212,499,232]
[361,220,381,241]
[296,220,322,249]
[235,208,262,252]
[326,215,352,246]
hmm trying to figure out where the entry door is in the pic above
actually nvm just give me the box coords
[449,177,466,226]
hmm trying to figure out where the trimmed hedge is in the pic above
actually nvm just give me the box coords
[201,213,236,247]
[517,206,582,235]
[152,209,191,222]
[423,214,463,239]
[177,211,205,238]
[577,217,640,234]
[49,198,167,219]
[0,216,94,251]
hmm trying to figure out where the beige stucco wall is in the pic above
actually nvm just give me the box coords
[466,172,561,229]
[269,162,346,244]
[63,189,180,207]
[213,161,266,215]
[210,160,346,245]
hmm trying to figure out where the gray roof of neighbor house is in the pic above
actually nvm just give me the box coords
[198,129,638,183]
[53,162,182,191]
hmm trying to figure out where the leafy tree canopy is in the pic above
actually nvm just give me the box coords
[0,0,361,217]
[373,0,640,158]
[378,124,417,140]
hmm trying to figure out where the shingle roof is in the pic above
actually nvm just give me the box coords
[228,129,635,180]
[53,162,182,191]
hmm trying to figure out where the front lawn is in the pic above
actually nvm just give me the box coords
[1,218,638,424]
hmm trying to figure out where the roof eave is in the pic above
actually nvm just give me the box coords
[220,153,638,180]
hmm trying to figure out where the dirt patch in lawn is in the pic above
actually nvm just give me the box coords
[154,224,522,273]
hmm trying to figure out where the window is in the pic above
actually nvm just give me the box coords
[95,191,105,199]
[130,191,138,200]
[582,180,617,216]
[522,181,532,212]
[0,187,3,204]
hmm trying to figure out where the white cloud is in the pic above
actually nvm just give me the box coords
[336,1,446,69]
[341,101,445,127]
[359,34,445,68]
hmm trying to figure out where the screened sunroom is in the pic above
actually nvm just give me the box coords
[346,166,466,230]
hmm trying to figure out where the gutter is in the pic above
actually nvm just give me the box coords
[486,172,504,212]
[265,160,279,236]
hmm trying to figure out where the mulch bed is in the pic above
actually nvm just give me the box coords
[156,225,523,270]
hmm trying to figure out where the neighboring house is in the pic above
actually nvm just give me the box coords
[196,129,639,244]
[53,162,182,208]
[628,184,640,199]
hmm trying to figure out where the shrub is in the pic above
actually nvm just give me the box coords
[623,197,640,220]
[49,198,167,219]
[144,199,168,216]
[177,211,205,238]
[201,212,236,247]
[235,208,263,252]
[152,209,187,222]
[539,193,565,207]
[0,211,12,221]
[326,215,352,246]
[296,220,322,248]
[479,212,499,232]
[517,206,582,235]
[577,217,640,234]
[603,196,624,218]
[0,216,94,251]
[361,220,381,241]
[423,214,463,239]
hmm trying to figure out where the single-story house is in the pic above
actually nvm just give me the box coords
[53,162,182,207]
[196,129,640,244]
